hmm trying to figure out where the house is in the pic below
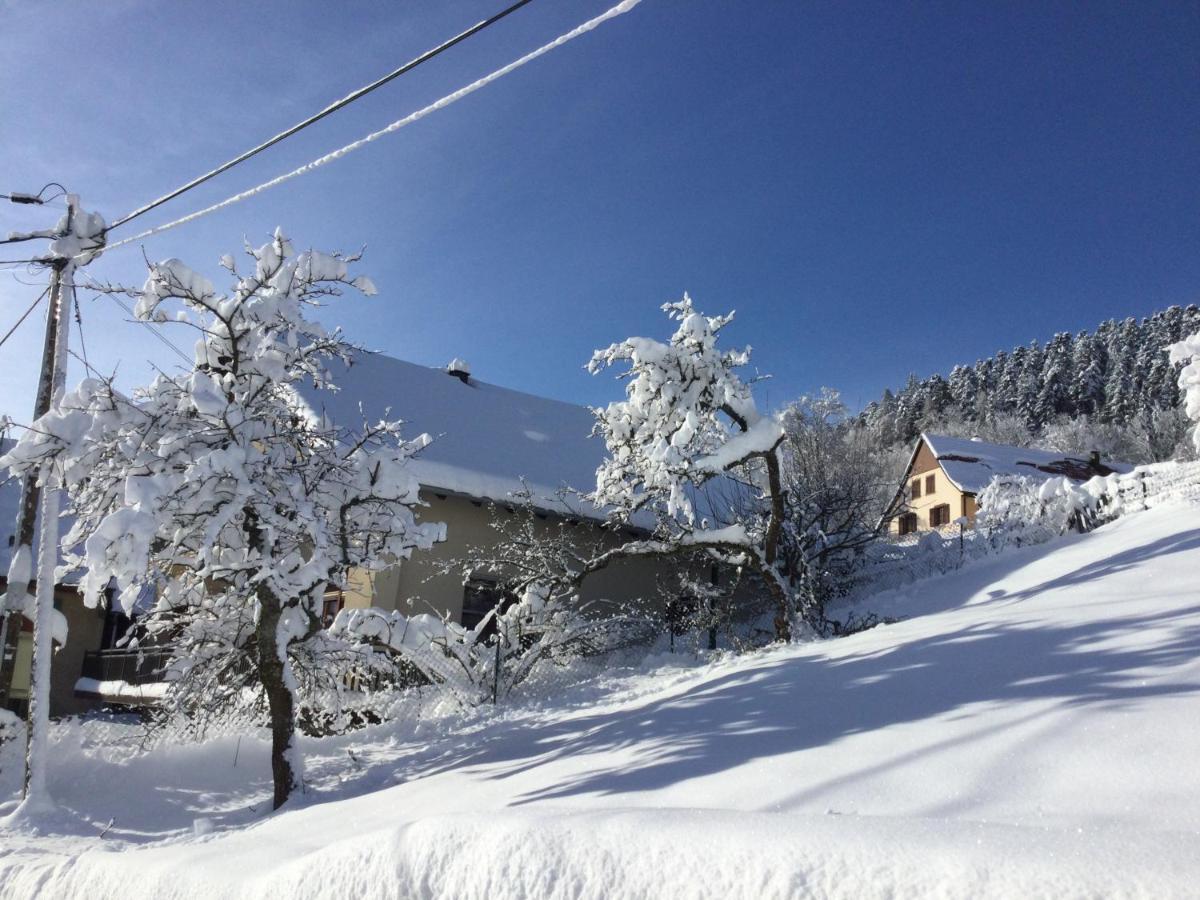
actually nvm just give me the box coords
[0,468,134,718]
[292,352,670,625]
[3,352,689,715]
[885,432,1131,537]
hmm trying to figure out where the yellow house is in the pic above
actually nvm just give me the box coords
[885,433,1129,537]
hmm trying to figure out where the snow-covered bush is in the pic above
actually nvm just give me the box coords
[333,495,656,706]
[588,295,807,640]
[976,475,1111,545]
[1169,329,1200,453]
[331,584,644,707]
[0,231,443,809]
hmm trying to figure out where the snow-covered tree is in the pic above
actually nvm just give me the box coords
[1035,332,1073,426]
[1071,332,1106,418]
[587,295,804,640]
[774,390,890,618]
[0,231,443,809]
[947,365,979,422]
[1169,325,1200,453]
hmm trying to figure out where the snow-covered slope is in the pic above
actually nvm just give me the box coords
[4,503,1200,898]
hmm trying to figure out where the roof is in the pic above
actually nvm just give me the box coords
[295,352,610,517]
[920,432,1134,495]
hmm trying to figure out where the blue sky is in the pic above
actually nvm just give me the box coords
[1,0,1197,421]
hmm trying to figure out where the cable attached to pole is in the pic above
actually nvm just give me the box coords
[105,0,537,234]
[0,287,51,352]
[101,0,643,256]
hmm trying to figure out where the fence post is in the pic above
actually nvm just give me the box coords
[492,629,501,705]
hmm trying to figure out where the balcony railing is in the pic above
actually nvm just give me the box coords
[80,647,173,686]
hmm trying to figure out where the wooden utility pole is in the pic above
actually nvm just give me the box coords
[0,219,72,713]
[0,194,104,809]
[20,252,72,801]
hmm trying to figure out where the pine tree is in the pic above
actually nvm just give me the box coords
[1035,332,1073,425]
[948,364,979,421]
[1071,332,1106,418]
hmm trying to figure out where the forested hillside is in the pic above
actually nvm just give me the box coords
[859,305,1200,463]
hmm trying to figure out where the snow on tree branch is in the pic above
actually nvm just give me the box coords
[587,294,783,526]
[1169,329,1200,452]
[0,230,443,809]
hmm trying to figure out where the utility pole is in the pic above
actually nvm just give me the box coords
[21,248,72,803]
[0,194,103,809]
[0,258,67,713]
[0,190,74,713]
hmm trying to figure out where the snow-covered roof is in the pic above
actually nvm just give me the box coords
[921,433,1133,495]
[295,352,609,517]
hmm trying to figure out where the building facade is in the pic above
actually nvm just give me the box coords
[887,433,1130,537]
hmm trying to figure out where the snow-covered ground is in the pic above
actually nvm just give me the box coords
[4,502,1200,898]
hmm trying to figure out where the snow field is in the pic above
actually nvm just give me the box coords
[4,501,1200,898]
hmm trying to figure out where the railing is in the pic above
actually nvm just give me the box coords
[79,647,173,686]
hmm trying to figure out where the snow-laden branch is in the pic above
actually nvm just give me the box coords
[0,230,443,810]
[587,295,803,641]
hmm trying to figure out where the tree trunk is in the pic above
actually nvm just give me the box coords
[762,450,792,643]
[255,583,300,810]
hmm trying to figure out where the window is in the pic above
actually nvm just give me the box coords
[925,473,936,494]
[462,577,514,635]
[930,504,951,528]
[910,478,922,499]
[897,512,919,535]
[321,593,344,629]
[100,607,132,651]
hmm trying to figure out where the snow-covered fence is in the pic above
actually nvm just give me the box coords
[842,528,994,600]
[1099,460,1200,517]
[844,459,1200,603]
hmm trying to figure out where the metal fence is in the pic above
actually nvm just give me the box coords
[80,647,173,685]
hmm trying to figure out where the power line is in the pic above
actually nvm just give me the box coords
[106,0,537,235]
[105,293,192,365]
[0,287,50,352]
[102,0,643,256]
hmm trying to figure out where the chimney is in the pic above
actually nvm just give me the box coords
[446,358,471,384]
[1089,450,1101,468]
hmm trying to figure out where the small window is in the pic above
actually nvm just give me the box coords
[462,577,515,635]
[930,504,951,528]
[897,512,919,535]
[910,478,922,499]
[321,594,344,629]
[925,473,936,494]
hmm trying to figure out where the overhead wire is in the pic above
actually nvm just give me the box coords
[105,0,537,234]
[105,293,192,365]
[12,0,642,372]
[0,286,50,352]
[101,0,642,256]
